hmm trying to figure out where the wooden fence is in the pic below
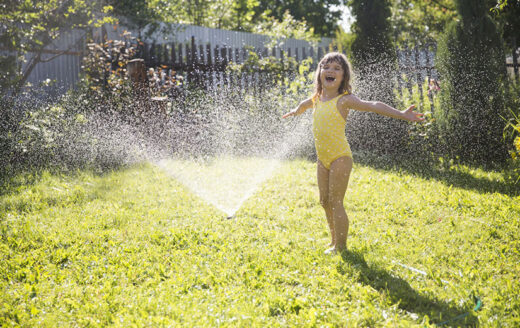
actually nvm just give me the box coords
[395,44,438,110]
[135,35,327,90]
[133,37,444,111]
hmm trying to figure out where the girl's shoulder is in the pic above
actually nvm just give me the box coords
[337,93,356,108]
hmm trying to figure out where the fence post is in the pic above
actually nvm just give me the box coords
[149,43,157,67]
[170,43,177,90]
[414,45,424,105]
[404,45,413,96]
[190,36,198,85]
[396,46,403,99]
[157,44,165,66]
[513,39,519,82]
[177,43,183,70]
[163,44,169,67]
[226,47,232,85]
[220,46,227,70]
[191,36,196,64]
[425,43,435,113]
[242,47,248,93]
[280,49,285,87]
[185,43,191,83]
[214,45,219,68]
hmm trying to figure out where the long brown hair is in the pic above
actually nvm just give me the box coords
[312,52,353,102]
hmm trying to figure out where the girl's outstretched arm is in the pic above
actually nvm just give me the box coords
[339,94,424,122]
[282,98,314,118]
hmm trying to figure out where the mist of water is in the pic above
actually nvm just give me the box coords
[152,84,313,217]
[1,80,314,216]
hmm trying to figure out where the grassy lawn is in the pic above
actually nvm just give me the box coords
[1,156,519,327]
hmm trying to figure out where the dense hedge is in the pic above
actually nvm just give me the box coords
[435,0,510,167]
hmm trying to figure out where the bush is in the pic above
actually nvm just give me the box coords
[0,31,154,176]
[435,0,510,167]
[503,97,520,183]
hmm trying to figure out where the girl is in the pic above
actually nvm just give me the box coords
[283,52,424,254]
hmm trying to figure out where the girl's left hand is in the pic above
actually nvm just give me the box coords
[282,110,297,119]
[403,105,425,122]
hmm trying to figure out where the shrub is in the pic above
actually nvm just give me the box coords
[503,106,520,183]
[435,0,510,167]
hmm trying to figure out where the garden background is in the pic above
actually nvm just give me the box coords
[1,0,520,326]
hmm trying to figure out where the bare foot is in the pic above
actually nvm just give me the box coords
[324,247,337,255]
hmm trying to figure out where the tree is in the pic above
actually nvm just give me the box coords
[0,0,114,98]
[435,0,509,165]
[349,0,396,103]
[252,0,345,37]
[347,0,407,155]
[391,0,456,46]
[141,0,260,32]
[109,0,163,30]
[252,11,318,49]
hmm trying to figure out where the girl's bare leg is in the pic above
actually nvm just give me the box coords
[317,160,334,247]
[328,156,353,251]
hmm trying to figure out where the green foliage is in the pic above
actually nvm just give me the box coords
[390,0,456,46]
[435,0,510,166]
[0,158,519,326]
[226,47,298,74]
[490,0,520,56]
[80,30,137,105]
[0,0,116,97]
[332,27,355,59]
[286,57,315,98]
[503,106,520,183]
[347,0,407,156]
[252,0,345,37]
[108,0,163,30]
[0,30,165,175]
[349,0,395,73]
[251,10,318,49]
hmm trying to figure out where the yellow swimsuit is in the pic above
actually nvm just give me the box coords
[312,92,353,169]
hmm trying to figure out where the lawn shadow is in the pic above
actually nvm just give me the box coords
[352,151,519,197]
[340,249,479,327]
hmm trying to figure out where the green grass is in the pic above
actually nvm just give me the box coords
[1,157,519,327]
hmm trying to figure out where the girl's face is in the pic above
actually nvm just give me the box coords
[320,60,344,91]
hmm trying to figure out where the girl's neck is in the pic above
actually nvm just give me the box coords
[320,88,340,101]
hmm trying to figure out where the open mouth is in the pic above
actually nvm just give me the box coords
[325,77,335,82]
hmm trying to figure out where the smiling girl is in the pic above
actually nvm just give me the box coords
[283,52,424,253]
